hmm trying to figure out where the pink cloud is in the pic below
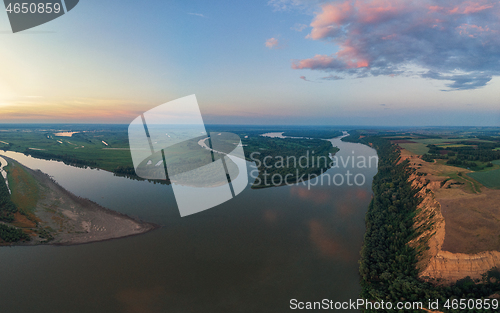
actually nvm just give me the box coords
[265,37,280,49]
[336,42,370,68]
[292,0,500,90]
[428,1,494,15]
[355,0,406,23]
[307,1,353,40]
[428,5,443,12]
[293,55,337,69]
[463,3,494,14]
[307,0,408,40]
[293,43,369,70]
[457,23,494,37]
[381,34,397,40]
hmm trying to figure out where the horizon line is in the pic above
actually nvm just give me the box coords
[0,123,498,129]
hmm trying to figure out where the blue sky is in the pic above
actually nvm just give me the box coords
[0,0,499,126]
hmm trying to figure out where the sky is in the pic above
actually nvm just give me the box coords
[0,0,499,126]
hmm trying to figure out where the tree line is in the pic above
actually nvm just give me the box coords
[24,149,98,168]
[0,167,16,223]
[243,136,339,188]
[0,161,30,243]
[422,142,500,170]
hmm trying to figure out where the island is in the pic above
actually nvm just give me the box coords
[0,156,157,245]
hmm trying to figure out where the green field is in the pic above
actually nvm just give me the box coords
[413,138,463,145]
[413,138,496,145]
[468,170,500,189]
[0,127,133,172]
[398,143,429,155]
[437,144,469,148]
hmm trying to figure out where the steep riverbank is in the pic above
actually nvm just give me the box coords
[2,156,158,246]
[410,172,500,285]
[397,144,500,285]
[345,133,500,312]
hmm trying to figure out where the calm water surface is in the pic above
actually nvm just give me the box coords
[0,137,377,313]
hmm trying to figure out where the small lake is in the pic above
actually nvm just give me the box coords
[53,132,80,137]
[0,136,377,313]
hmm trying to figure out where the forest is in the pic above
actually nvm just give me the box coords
[0,223,30,243]
[343,132,500,313]
[422,143,500,169]
[25,149,98,168]
[0,161,30,243]
[243,136,339,188]
[0,164,16,223]
[281,129,342,139]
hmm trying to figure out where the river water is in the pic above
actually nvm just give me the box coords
[0,136,377,313]
[0,156,10,193]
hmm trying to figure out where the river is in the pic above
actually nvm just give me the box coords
[0,135,377,313]
[0,156,11,193]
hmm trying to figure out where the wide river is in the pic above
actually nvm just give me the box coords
[0,136,377,313]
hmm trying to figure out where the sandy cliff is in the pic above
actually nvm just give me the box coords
[410,174,500,284]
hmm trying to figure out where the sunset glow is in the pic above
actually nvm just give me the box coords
[0,0,498,125]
